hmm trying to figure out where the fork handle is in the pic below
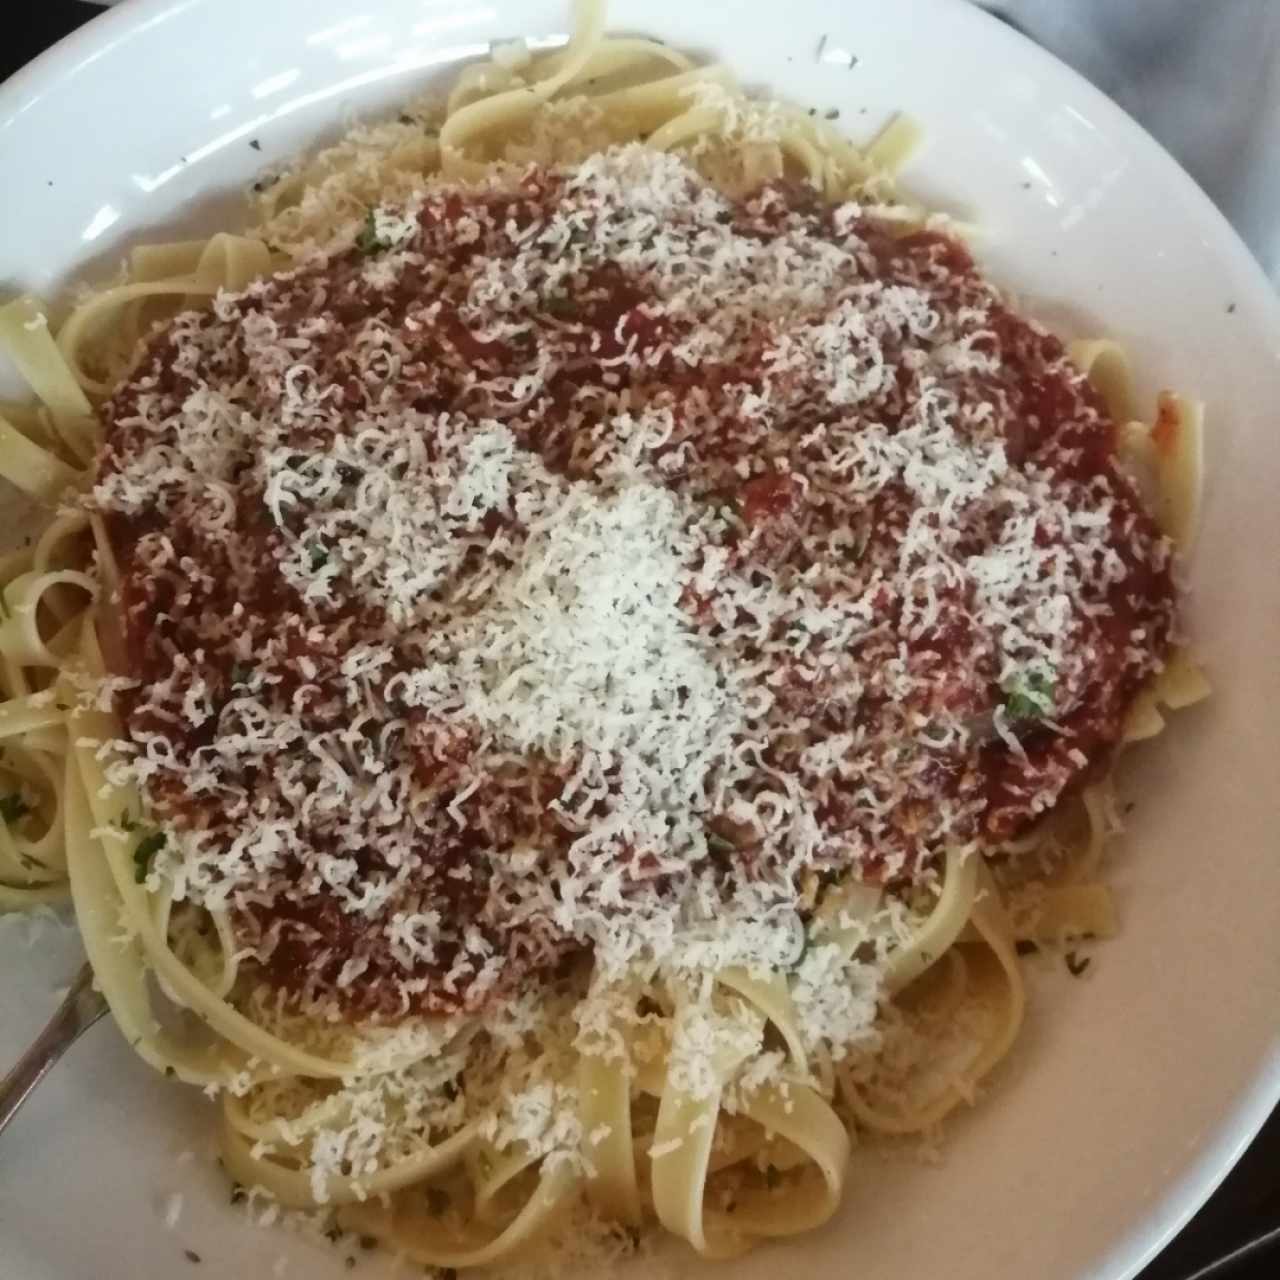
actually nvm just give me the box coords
[0,964,107,1139]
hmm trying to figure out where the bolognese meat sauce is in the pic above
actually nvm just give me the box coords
[93,147,1177,1020]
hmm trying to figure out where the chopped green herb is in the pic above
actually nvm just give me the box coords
[0,793,29,825]
[355,210,391,256]
[133,831,166,883]
[1003,668,1055,722]
[308,542,329,572]
[706,831,736,857]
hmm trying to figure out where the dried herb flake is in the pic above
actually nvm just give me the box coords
[133,830,166,883]
[0,793,29,825]
[355,210,391,256]
[544,294,578,319]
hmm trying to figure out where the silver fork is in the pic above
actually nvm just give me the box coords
[0,961,107,1138]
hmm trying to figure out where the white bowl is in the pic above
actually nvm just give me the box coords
[3,3,1280,1278]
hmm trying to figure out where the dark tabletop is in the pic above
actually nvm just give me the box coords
[4,4,1278,1279]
